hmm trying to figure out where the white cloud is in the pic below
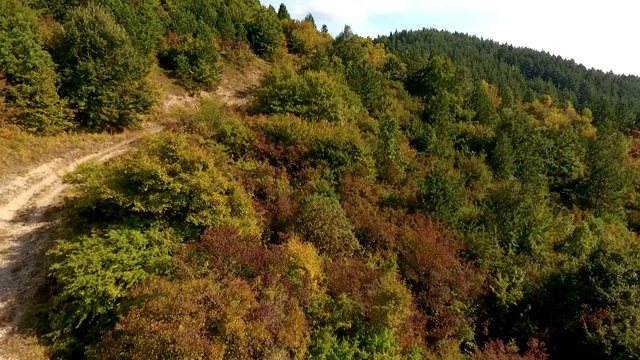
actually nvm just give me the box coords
[264,0,640,75]
[287,0,412,27]
[478,1,639,74]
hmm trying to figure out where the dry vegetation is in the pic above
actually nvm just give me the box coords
[0,126,136,183]
[1,335,49,360]
[215,44,268,108]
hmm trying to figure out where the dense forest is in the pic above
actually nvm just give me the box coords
[377,29,640,132]
[3,1,640,359]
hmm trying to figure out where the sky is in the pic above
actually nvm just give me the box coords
[261,0,640,76]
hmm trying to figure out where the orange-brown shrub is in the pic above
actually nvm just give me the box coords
[472,339,548,360]
[339,174,402,250]
[397,214,482,343]
[92,275,310,360]
[197,227,287,282]
[241,163,299,242]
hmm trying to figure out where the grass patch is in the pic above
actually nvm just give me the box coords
[1,332,49,360]
[148,64,189,101]
[0,125,139,183]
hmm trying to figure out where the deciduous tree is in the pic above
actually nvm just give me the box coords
[0,0,71,133]
[53,4,152,131]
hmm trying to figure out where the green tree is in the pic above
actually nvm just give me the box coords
[161,0,207,37]
[383,54,408,82]
[479,181,555,256]
[159,34,221,91]
[490,132,516,179]
[30,0,81,20]
[310,126,374,183]
[47,227,178,353]
[247,6,283,59]
[500,86,516,109]
[65,133,260,238]
[32,0,164,55]
[0,0,71,134]
[418,164,464,224]
[277,3,291,20]
[345,59,386,116]
[304,12,316,27]
[375,115,404,180]
[180,100,252,159]
[406,54,475,134]
[471,81,500,125]
[380,27,640,128]
[538,218,640,359]
[250,65,366,123]
[215,4,236,40]
[333,25,367,65]
[53,4,152,131]
[296,193,360,256]
[99,0,165,56]
[576,132,634,217]
[406,54,457,100]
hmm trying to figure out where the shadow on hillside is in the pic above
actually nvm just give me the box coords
[235,87,255,102]
[0,203,63,357]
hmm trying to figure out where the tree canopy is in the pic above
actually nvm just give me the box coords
[5,2,640,360]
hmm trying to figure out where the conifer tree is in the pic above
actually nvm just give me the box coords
[247,7,283,59]
[277,3,291,20]
[216,5,236,40]
[471,81,500,125]
[304,12,316,27]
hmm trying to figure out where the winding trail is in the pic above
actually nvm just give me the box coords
[0,124,163,358]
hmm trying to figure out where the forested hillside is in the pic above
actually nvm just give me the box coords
[3,1,640,360]
[377,29,640,131]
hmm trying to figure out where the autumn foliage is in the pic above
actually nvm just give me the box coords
[21,2,640,360]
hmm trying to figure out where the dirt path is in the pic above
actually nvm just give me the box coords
[0,123,163,358]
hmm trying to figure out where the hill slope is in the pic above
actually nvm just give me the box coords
[4,2,640,360]
[377,28,640,130]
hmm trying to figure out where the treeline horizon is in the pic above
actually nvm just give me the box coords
[377,28,640,132]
